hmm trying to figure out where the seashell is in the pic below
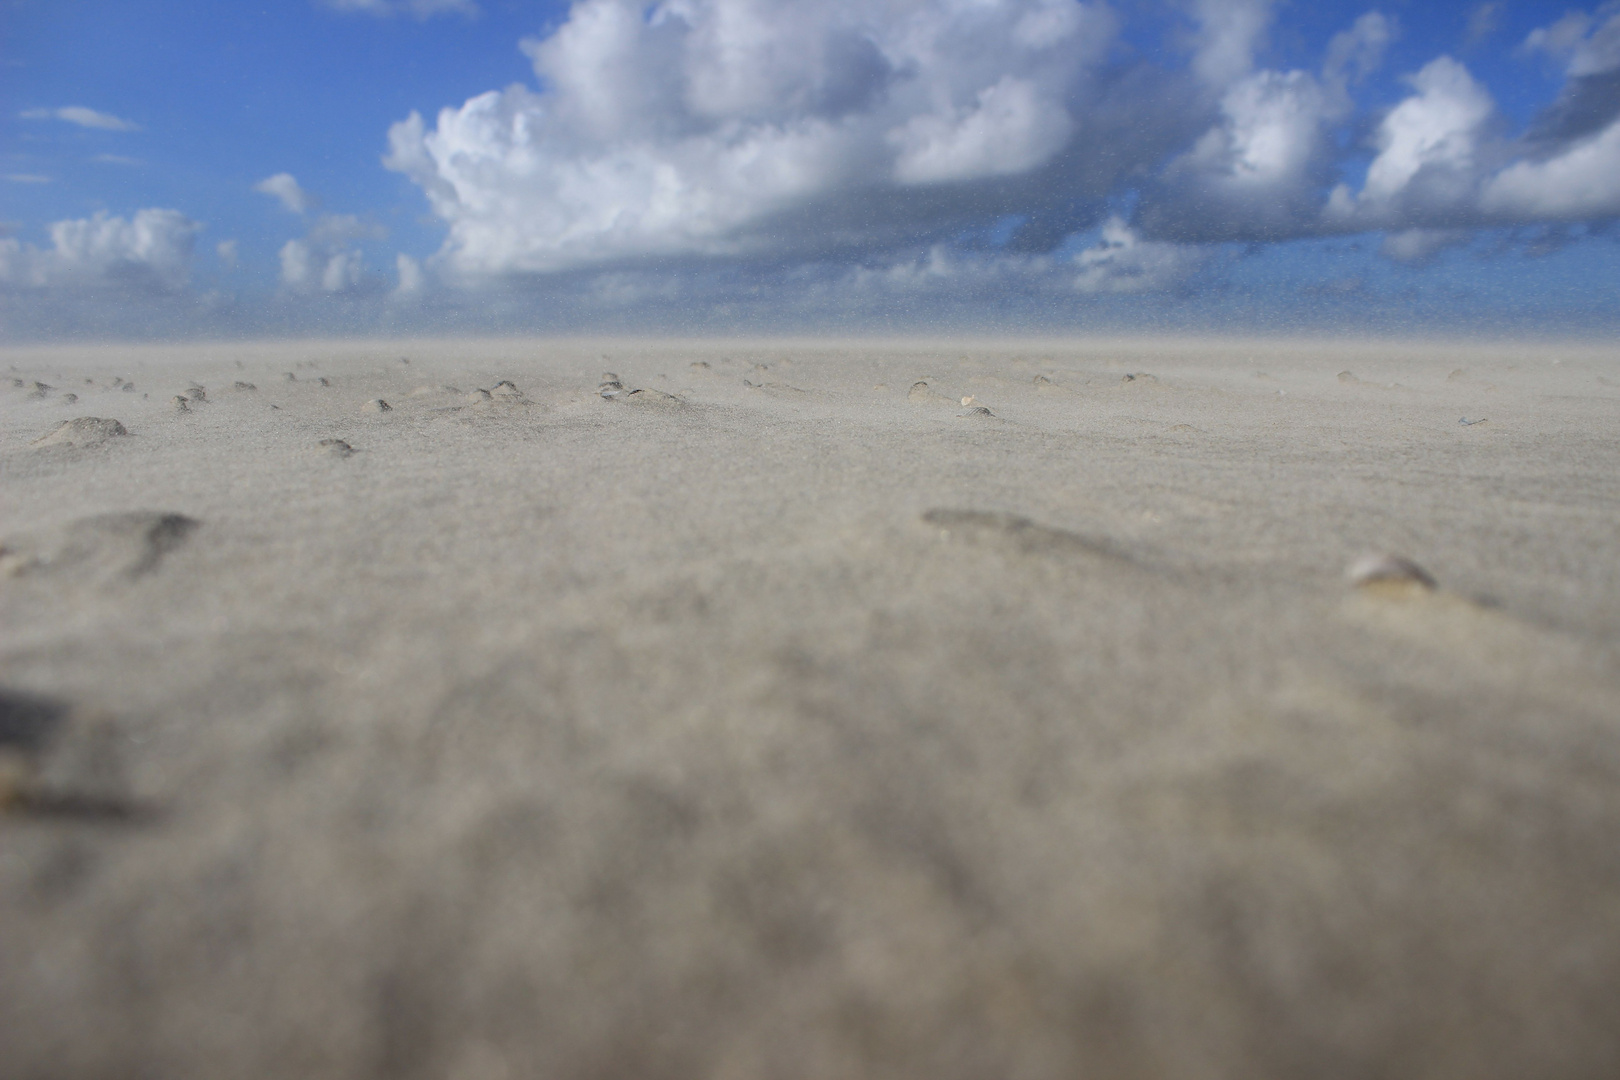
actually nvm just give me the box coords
[1347,553,1437,591]
[171,396,191,412]
[362,399,392,413]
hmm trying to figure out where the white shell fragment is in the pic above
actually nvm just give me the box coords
[1347,553,1437,591]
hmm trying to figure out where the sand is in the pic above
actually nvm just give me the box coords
[2,336,1619,1079]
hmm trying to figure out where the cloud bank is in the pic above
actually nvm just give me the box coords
[8,1,1620,338]
[381,0,1620,287]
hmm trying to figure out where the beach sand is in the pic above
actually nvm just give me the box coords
[3,337,1619,1078]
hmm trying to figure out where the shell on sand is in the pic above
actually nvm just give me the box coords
[31,417,128,449]
[908,381,956,407]
[171,396,191,413]
[362,399,392,414]
[959,406,996,417]
[317,439,354,458]
[1347,553,1437,591]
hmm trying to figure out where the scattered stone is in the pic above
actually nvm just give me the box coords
[362,399,392,413]
[233,381,257,392]
[31,417,128,449]
[317,439,354,458]
[1347,553,1437,592]
[171,396,191,413]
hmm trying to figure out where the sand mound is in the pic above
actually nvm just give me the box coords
[30,417,128,449]
[0,511,198,582]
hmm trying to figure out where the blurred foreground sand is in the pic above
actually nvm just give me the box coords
[3,337,1619,1078]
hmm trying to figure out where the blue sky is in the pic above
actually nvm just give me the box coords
[3,0,1618,338]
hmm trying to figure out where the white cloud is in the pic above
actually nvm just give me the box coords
[1187,0,1276,88]
[1323,11,1394,92]
[0,209,199,292]
[254,172,313,214]
[1072,217,1206,293]
[1380,227,1469,263]
[276,214,385,294]
[217,239,239,270]
[4,174,51,184]
[91,154,143,166]
[322,0,478,17]
[1327,56,1495,225]
[889,76,1074,185]
[394,253,425,296]
[1481,117,1620,219]
[19,106,141,131]
[385,0,1117,278]
[1524,5,1620,76]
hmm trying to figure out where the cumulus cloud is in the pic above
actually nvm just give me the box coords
[1072,218,1206,292]
[386,0,1118,277]
[1326,56,1496,227]
[277,214,386,294]
[0,209,199,292]
[1186,0,1277,88]
[254,173,314,214]
[394,253,426,296]
[322,0,478,17]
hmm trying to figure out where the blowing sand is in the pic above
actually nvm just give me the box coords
[3,337,1619,1078]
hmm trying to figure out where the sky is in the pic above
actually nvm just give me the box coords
[2,0,1619,339]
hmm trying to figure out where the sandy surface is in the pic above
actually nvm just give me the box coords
[3,336,1619,1079]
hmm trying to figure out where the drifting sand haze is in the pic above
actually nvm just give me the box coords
[2,336,1619,1078]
